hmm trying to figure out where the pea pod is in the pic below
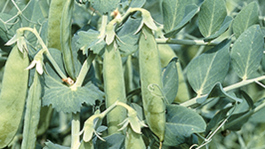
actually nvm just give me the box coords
[0,45,29,148]
[139,25,165,142]
[103,43,127,134]
[61,0,76,79]
[125,127,145,149]
[21,71,42,149]
[47,0,66,51]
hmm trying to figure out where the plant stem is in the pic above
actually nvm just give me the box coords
[254,100,265,113]
[71,112,80,149]
[18,27,67,79]
[73,53,96,88]
[1,0,10,13]
[98,14,108,39]
[181,75,265,107]
[156,38,220,46]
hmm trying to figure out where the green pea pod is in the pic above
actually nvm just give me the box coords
[21,71,42,149]
[103,43,127,134]
[61,0,76,79]
[47,0,66,51]
[125,127,145,149]
[0,45,29,148]
[139,25,165,142]
[79,140,94,149]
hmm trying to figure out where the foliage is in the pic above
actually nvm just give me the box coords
[0,0,265,149]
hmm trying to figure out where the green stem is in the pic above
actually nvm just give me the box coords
[1,0,10,13]
[253,99,265,113]
[181,75,265,107]
[73,53,96,88]
[71,112,80,149]
[107,7,150,29]
[97,101,135,119]
[156,38,219,46]
[18,27,67,79]
[98,14,108,39]
[45,51,67,78]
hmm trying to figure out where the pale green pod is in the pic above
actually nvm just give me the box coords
[61,0,76,79]
[125,127,145,149]
[21,71,42,149]
[47,0,66,51]
[139,25,165,142]
[103,43,127,134]
[0,45,29,148]
[79,140,94,149]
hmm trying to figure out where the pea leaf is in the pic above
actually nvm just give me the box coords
[162,0,194,33]
[163,3,199,38]
[208,83,242,103]
[42,75,104,113]
[250,99,265,123]
[75,30,106,55]
[230,25,264,80]
[162,58,178,104]
[203,16,233,42]
[89,0,120,14]
[116,17,141,56]
[164,104,206,146]
[198,0,227,37]
[225,110,253,131]
[187,39,230,96]
[232,1,259,38]
[205,107,233,135]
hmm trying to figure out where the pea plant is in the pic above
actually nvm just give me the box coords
[1,0,265,148]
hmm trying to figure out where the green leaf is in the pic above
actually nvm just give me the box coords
[42,75,104,113]
[208,83,242,103]
[116,17,141,56]
[250,99,265,123]
[75,30,106,55]
[90,0,120,14]
[238,90,254,110]
[224,110,253,131]
[162,58,178,104]
[164,105,206,146]
[232,1,259,38]
[198,0,227,37]
[204,16,233,42]
[163,4,199,38]
[162,0,193,33]
[205,107,233,134]
[21,72,42,149]
[187,39,230,96]
[230,25,264,80]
